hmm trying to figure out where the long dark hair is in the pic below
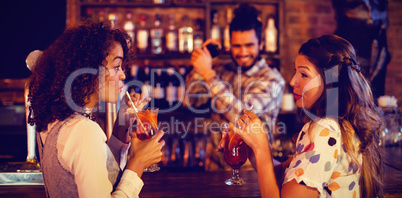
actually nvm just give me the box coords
[299,35,383,197]
[28,21,132,133]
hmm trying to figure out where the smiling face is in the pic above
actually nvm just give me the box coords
[290,54,324,110]
[230,29,262,68]
[99,42,126,104]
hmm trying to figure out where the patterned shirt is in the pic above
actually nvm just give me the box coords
[185,58,285,135]
[283,118,362,198]
[184,58,285,170]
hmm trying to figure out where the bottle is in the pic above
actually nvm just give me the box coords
[193,19,204,50]
[108,10,117,29]
[178,15,193,53]
[137,14,149,54]
[128,63,141,94]
[153,0,165,4]
[265,17,277,53]
[150,14,164,55]
[223,8,233,52]
[166,66,179,109]
[98,9,105,22]
[177,65,187,105]
[153,67,167,109]
[210,10,220,40]
[166,14,178,53]
[85,8,94,21]
[123,11,135,49]
[140,60,153,100]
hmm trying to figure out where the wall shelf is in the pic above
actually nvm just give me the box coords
[68,0,283,69]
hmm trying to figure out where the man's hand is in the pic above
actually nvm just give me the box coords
[190,39,221,80]
[191,46,212,75]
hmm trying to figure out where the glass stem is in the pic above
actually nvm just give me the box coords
[232,168,240,179]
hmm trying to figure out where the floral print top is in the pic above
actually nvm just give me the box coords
[283,118,362,198]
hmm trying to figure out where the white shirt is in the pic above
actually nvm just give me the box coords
[40,114,143,198]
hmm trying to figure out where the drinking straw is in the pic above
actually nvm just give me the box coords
[125,91,147,133]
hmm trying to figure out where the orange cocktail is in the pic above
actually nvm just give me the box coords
[135,107,160,172]
[136,108,158,141]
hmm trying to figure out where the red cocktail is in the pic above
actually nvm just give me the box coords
[223,129,247,185]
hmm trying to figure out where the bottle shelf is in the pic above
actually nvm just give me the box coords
[208,0,280,4]
[72,0,283,69]
[134,53,192,60]
[216,53,280,60]
[80,2,206,8]
[133,52,279,60]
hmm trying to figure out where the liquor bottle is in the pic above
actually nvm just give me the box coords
[223,8,233,52]
[137,14,149,54]
[166,66,179,109]
[166,14,178,53]
[265,17,277,53]
[123,11,135,49]
[150,14,164,55]
[128,63,141,94]
[108,11,117,29]
[178,15,193,53]
[140,60,153,100]
[98,9,105,22]
[211,10,220,40]
[193,19,204,50]
[153,0,165,4]
[153,67,167,109]
[85,8,93,21]
[130,63,139,80]
[177,65,187,105]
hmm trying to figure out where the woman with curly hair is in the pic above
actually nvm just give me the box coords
[221,35,383,197]
[28,21,165,197]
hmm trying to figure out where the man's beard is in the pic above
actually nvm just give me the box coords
[230,51,261,72]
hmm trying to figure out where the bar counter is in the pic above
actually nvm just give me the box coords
[0,168,260,198]
[1,147,401,197]
[140,168,260,197]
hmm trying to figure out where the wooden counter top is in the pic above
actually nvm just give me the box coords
[1,147,401,198]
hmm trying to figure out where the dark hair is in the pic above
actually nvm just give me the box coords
[299,35,383,197]
[230,3,262,43]
[28,21,132,133]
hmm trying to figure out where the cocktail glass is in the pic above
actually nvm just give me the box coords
[136,107,160,172]
[223,128,248,185]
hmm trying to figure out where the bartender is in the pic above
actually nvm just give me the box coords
[184,3,285,171]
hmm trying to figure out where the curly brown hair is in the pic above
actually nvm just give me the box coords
[28,21,132,133]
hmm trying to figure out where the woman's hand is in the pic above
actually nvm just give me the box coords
[120,92,151,117]
[126,130,165,177]
[113,92,151,144]
[124,92,151,111]
[231,110,270,154]
[217,124,230,152]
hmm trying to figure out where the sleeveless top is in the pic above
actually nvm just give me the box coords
[37,117,121,198]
